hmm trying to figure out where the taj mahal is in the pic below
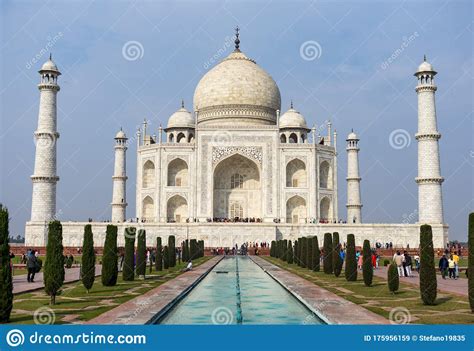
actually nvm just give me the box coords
[25,30,448,248]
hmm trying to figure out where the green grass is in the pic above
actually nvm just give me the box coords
[264,257,474,325]
[9,257,211,324]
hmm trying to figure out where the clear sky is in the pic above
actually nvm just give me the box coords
[0,0,472,241]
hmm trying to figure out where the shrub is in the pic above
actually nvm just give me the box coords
[101,225,118,286]
[333,232,343,277]
[183,240,189,262]
[0,204,13,322]
[136,229,146,278]
[312,236,320,272]
[384,259,390,266]
[270,241,276,257]
[345,234,357,281]
[168,235,176,267]
[294,240,299,265]
[155,237,163,271]
[387,263,399,294]
[163,246,170,269]
[282,239,287,261]
[301,237,307,268]
[123,227,136,281]
[81,224,95,293]
[323,233,333,274]
[362,239,373,287]
[469,213,474,312]
[190,239,198,260]
[44,221,65,305]
[287,240,293,264]
[198,240,205,258]
[420,224,437,305]
[307,237,313,270]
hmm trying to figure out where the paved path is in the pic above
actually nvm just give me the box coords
[372,266,468,297]
[13,265,102,295]
[252,257,389,324]
[87,257,222,324]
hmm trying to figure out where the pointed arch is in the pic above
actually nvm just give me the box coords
[167,158,188,187]
[286,195,307,224]
[286,158,307,187]
[319,160,332,189]
[142,160,155,188]
[319,196,332,221]
[167,195,188,223]
[142,196,155,221]
[288,133,297,143]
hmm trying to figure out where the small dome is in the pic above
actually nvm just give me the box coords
[115,129,127,139]
[40,58,60,73]
[167,106,195,129]
[416,56,435,74]
[279,107,307,129]
[347,131,358,140]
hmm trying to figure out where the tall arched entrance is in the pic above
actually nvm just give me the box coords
[213,154,261,220]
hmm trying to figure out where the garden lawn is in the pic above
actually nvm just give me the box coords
[264,257,473,324]
[9,257,211,324]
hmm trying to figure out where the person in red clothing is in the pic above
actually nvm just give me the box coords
[371,251,377,268]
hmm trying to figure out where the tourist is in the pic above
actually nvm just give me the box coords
[404,251,412,277]
[371,251,376,268]
[182,260,193,272]
[393,251,404,277]
[438,254,448,279]
[414,254,420,273]
[27,250,38,283]
[357,252,363,270]
[448,254,455,279]
[453,251,460,279]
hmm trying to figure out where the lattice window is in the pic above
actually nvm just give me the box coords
[230,173,243,189]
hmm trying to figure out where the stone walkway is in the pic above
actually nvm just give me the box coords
[372,266,468,297]
[87,257,222,324]
[251,256,389,324]
[13,265,102,295]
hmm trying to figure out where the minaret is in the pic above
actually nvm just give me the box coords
[111,129,128,222]
[415,56,444,224]
[346,130,362,224]
[30,55,61,222]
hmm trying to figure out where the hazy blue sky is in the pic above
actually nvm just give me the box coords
[1,0,472,241]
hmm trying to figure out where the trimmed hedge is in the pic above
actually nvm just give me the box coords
[155,237,163,271]
[387,263,399,294]
[0,204,13,322]
[344,234,357,281]
[101,225,118,286]
[123,227,136,281]
[163,245,170,269]
[168,235,176,267]
[81,224,95,292]
[420,224,437,305]
[312,236,320,272]
[287,240,294,264]
[44,221,65,305]
[323,233,333,274]
[362,239,373,287]
[136,229,146,277]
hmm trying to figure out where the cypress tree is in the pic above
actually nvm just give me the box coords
[307,237,313,270]
[136,229,146,278]
[163,246,170,269]
[420,224,437,305]
[469,213,474,312]
[287,240,294,264]
[333,232,343,277]
[183,240,189,262]
[323,233,333,274]
[312,236,320,271]
[301,237,307,268]
[294,240,299,265]
[198,240,205,258]
[0,204,13,322]
[362,239,373,287]
[168,235,176,267]
[155,237,163,271]
[190,239,198,260]
[44,221,65,305]
[387,263,399,294]
[270,240,276,257]
[283,239,288,261]
[81,224,95,293]
[101,225,118,286]
[298,238,303,266]
[123,227,136,281]
[345,234,357,281]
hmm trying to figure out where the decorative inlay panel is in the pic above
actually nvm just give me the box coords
[212,146,263,166]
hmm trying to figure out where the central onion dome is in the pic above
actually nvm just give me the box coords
[194,30,281,126]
